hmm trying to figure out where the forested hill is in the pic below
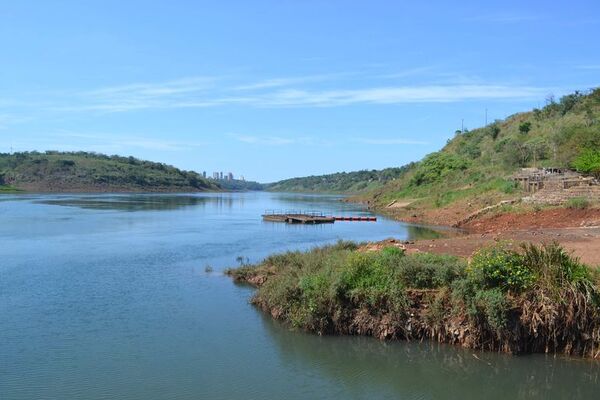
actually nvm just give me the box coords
[267,166,413,194]
[0,151,220,192]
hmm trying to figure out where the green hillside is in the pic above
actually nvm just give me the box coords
[267,166,413,193]
[361,88,600,210]
[268,88,599,224]
[0,151,220,192]
[217,178,265,191]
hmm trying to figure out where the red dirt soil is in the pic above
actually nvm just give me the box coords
[462,208,600,233]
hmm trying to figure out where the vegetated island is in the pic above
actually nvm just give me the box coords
[227,240,600,358]
[230,88,600,358]
[0,151,263,193]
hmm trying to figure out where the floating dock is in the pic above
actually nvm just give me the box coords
[262,210,376,224]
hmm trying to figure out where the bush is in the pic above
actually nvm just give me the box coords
[520,242,593,291]
[518,121,532,134]
[468,244,535,291]
[336,250,406,309]
[473,288,509,332]
[410,153,470,186]
[572,149,600,178]
[396,253,466,289]
[566,197,590,209]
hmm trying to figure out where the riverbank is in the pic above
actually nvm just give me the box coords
[368,202,600,266]
[228,240,600,359]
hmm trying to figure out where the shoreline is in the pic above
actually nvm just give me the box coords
[369,203,600,266]
[228,240,600,359]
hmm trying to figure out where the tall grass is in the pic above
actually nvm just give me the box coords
[229,240,600,357]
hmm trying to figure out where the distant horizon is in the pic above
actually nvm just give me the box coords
[1,1,599,181]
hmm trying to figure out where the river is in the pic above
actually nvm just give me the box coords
[1,192,598,399]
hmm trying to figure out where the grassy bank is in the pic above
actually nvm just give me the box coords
[228,241,600,358]
[0,185,23,193]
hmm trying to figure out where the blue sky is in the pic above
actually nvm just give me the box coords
[1,1,599,182]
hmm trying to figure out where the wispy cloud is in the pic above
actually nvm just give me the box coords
[247,85,547,107]
[575,65,600,70]
[464,14,543,23]
[352,137,429,145]
[53,132,207,151]
[229,133,323,146]
[8,73,554,115]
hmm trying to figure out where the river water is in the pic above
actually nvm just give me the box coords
[1,192,598,399]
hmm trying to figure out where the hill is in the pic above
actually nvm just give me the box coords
[0,151,220,192]
[217,178,265,191]
[267,166,412,193]
[356,88,600,225]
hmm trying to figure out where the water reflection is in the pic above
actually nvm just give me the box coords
[36,194,243,212]
[260,313,600,399]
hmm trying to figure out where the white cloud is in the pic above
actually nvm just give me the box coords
[9,73,555,115]
[229,134,316,146]
[51,132,207,151]
[464,14,543,23]
[248,85,547,107]
[352,137,429,145]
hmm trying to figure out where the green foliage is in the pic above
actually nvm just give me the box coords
[267,164,415,194]
[473,288,509,332]
[231,241,600,351]
[469,244,535,291]
[395,252,466,289]
[566,197,590,209]
[518,121,532,134]
[410,153,470,186]
[520,242,594,292]
[572,149,600,178]
[337,251,406,309]
[0,151,221,192]
[488,123,501,140]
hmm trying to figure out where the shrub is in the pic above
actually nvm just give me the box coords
[488,123,501,140]
[566,197,590,209]
[468,244,535,292]
[396,253,466,289]
[518,121,532,134]
[572,149,600,178]
[336,251,406,310]
[410,153,470,186]
[520,242,593,291]
[473,288,509,332]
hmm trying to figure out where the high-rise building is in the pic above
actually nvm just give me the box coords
[227,172,234,181]
[213,172,219,179]
[202,171,207,178]
[219,172,224,180]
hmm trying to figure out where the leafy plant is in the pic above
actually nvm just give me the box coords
[469,244,535,291]
[572,149,600,178]
[566,197,590,209]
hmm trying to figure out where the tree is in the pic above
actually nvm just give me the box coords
[488,123,501,140]
[572,150,600,178]
[519,121,532,135]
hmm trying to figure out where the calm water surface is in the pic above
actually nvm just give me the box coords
[1,192,598,399]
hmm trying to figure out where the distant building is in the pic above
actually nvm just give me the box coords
[227,172,234,181]
[213,172,219,179]
[202,171,207,178]
[219,172,224,180]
